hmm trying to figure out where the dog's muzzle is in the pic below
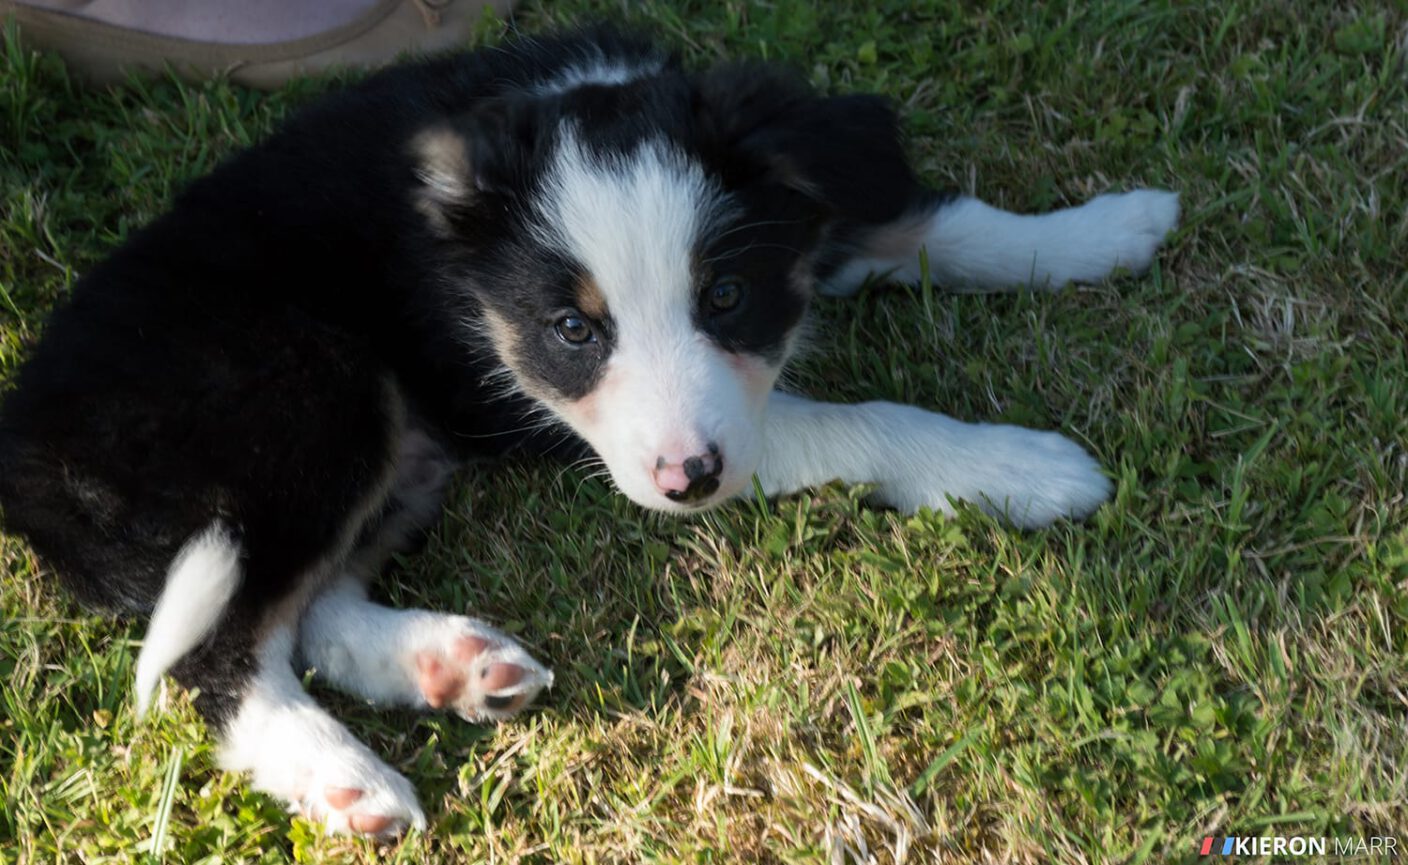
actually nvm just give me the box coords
[653,442,723,504]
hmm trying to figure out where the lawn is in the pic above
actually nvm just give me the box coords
[1,0,1405,862]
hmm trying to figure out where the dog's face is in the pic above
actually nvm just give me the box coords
[413,67,829,512]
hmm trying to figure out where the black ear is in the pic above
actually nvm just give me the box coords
[694,63,921,226]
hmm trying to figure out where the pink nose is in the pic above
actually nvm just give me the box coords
[652,442,723,503]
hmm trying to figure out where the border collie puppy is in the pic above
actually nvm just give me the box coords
[0,28,1177,835]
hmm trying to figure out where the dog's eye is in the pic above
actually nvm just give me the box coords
[708,276,745,313]
[554,314,595,345]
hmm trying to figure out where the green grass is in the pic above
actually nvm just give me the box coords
[2,0,1406,862]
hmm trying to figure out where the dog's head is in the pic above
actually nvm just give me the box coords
[411,57,875,512]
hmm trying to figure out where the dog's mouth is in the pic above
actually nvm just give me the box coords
[639,483,737,513]
[607,449,755,515]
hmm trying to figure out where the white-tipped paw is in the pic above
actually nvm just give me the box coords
[411,618,554,722]
[292,758,427,838]
[1061,189,1180,283]
[973,426,1112,528]
[233,730,426,838]
[871,407,1112,528]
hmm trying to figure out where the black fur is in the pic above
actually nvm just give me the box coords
[0,28,934,730]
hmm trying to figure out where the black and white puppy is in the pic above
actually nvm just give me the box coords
[0,28,1177,835]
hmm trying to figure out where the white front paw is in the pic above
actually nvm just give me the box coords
[1061,189,1180,283]
[875,413,1112,528]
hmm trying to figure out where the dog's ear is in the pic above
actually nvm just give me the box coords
[410,124,475,214]
[410,97,537,225]
[694,63,915,225]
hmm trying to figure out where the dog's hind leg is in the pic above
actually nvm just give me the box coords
[143,514,427,837]
[817,189,1180,296]
[189,609,428,837]
[147,460,432,837]
[140,340,433,836]
[753,391,1111,528]
[296,577,553,721]
[155,488,434,836]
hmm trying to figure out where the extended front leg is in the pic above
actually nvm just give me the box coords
[754,392,1111,528]
[818,191,1180,296]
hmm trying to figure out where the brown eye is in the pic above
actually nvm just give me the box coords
[708,276,745,312]
[554,314,594,345]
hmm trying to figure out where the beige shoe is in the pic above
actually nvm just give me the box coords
[2,0,513,89]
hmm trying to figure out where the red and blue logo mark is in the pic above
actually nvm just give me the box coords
[1200,837,1326,856]
[1202,834,1398,857]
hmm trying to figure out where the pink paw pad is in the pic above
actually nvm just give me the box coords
[414,653,464,709]
[350,813,394,835]
[324,786,363,810]
[452,635,488,662]
[313,787,399,837]
[412,629,543,719]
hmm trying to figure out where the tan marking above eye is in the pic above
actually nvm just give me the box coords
[574,273,609,321]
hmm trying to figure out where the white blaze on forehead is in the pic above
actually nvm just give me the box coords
[534,127,731,326]
[531,57,666,96]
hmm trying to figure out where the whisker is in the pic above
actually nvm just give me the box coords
[709,216,806,244]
